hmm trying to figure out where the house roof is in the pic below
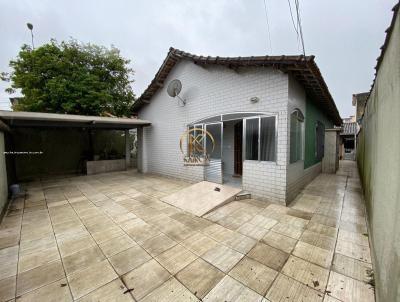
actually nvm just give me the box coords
[341,122,357,136]
[132,47,342,125]
[0,110,151,129]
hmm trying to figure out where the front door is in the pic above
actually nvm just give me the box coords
[234,121,243,176]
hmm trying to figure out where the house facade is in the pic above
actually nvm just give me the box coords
[133,48,341,205]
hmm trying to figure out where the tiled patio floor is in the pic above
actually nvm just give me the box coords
[0,161,374,302]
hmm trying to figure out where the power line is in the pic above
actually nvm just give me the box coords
[294,0,306,56]
[262,0,273,53]
[287,0,300,48]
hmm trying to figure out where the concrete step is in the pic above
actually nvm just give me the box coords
[161,181,242,217]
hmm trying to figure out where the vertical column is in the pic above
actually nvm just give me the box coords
[125,129,130,170]
[136,127,143,173]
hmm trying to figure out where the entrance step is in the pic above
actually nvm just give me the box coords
[235,191,251,201]
[161,181,242,217]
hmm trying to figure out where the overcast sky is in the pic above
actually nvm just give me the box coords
[0,0,396,117]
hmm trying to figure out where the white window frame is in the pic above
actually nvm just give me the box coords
[243,115,278,162]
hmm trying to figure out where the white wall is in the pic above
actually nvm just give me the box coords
[138,60,289,204]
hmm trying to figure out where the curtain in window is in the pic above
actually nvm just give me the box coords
[260,117,276,161]
[245,118,259,160]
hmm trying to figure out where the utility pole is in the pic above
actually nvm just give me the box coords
[26,23,34,49]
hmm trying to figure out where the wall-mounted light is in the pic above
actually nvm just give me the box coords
[250,97,260,104]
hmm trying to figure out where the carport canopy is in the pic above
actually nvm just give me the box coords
[0,110,151,129]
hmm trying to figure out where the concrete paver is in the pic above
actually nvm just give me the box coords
[0,161,375,301]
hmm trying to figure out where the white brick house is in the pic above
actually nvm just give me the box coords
[133,48,341,205]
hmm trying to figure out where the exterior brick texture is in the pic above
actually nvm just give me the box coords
[137,60,320,204]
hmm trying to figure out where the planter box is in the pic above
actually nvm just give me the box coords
[86,159,126,175]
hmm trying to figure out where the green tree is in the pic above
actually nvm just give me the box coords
[2,40,135,116]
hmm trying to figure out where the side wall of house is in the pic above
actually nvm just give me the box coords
[286,75,334,202]
[138,61,289,204]
[357,7,400,302]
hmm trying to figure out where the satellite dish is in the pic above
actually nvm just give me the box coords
[167,79,182,97]
[167,79,186,106]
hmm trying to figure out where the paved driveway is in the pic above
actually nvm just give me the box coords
[0,161,374,302]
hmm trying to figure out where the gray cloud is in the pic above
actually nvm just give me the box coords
[0,0,396,117]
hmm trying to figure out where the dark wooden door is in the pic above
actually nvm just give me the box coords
[234,121,243,176]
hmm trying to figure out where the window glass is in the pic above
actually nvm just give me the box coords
[290,110,303,163]
[260,117,276,161]
[205,123,222,159]
[245,118,259,160]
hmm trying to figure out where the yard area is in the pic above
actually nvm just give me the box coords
[0,161,374,302]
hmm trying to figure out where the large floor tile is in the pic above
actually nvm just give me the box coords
[58,234,96,257]
[0,275,16,302]
[16,278,72,302]
[141,233,177,257]
[77,279,134,302]
[98,234,136,257]
[281,256,329,292]
[122,259,170,301]
[155,244,197,275]
[332,253,372,282]
[202,244,244,273]
[176,258,225,299]
[229,257,277,296]
[62,245,105,275]
[0,245,19,280]
[16,260,65,296]
[18,246,60,273]
[292,241,333,268]
[262,231,297,254]
[109,245,151,275]
[300,230,336,251]
[335,240,371,263]
[181,232,218,256]
[67,260,117,300]
[141,277,198,302]
[326,271,374,302]
[271,223,303,240]
[266,274,323,302]
[247,243,289,271]
[203,275,263,302]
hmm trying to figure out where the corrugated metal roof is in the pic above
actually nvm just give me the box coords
[341,122,357,135]
[0,110,151,129]
[132,47,342,126]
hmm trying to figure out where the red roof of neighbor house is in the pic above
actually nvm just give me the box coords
[132,47,342,126]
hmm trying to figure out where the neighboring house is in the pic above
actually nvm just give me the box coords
[339,119,357,160]
[133,48,341,205]
[352,92,369,124]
